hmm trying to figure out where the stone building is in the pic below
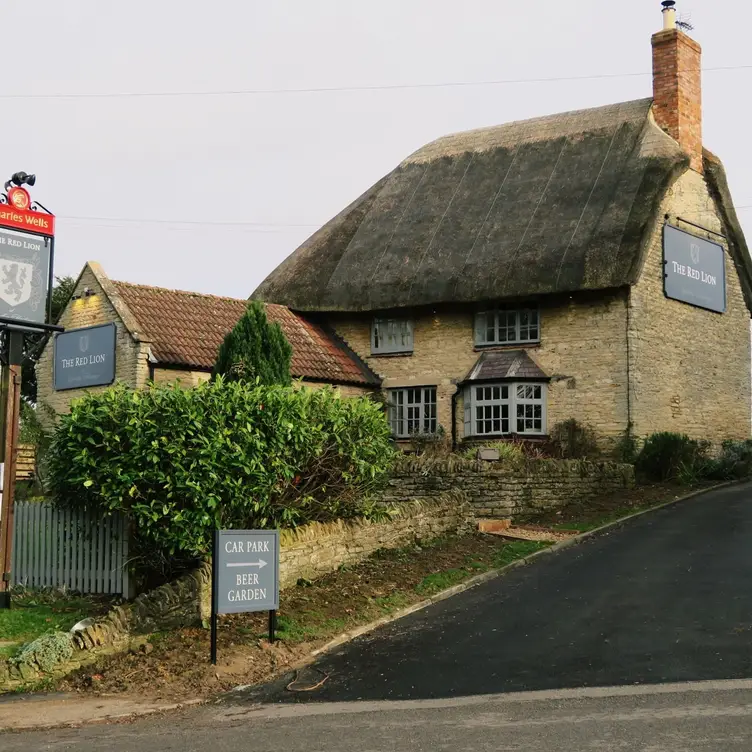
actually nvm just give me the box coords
[36,262,379,415]
[254,8,752,449]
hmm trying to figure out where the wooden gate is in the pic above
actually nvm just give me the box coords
[11,503,130,596]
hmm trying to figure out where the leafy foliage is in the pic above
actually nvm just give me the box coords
[213,301,292,385]
[461,441,526,464]
[48,379,395,559]
[409,426,452,458]
[614,423,640,464]
[549,419,600,459]
[706,439,752,481]
[635,432,710,482]
[11,631,74,672]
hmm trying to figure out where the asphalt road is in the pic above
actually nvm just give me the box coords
[5,681,752,751]
[253,482,752,702]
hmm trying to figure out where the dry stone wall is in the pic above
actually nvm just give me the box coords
[381,458,635,518]
[278,495,471,588]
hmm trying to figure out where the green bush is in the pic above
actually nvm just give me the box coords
[48,379,395,559]
[213,300,292,385]
[635,432,710,482]
[707,439,752,480]
[461,441,526,464]
[549,419,600,459]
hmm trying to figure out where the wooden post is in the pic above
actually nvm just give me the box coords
[0,330,24,608]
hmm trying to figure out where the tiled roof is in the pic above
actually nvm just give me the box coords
[463,349,549,383]
[111,281,379,386]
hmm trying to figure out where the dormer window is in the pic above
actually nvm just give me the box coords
[475,307,539,347]
[372,318,413,355]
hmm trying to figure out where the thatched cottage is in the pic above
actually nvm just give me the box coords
[254,6,752,449]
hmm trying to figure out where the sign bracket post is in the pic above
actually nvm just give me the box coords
[0,330,24,608]
[211,529,219,665]
[269,609,277,644]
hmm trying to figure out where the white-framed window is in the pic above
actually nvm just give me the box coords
[463,382,546,437]
[388,386,437,438]
[475,308,539,346]
[372,318,414,355]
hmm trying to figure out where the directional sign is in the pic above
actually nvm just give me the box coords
[214,530,279,614]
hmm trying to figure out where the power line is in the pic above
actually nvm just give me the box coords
[3,64,752,100]
[59,214,320,230]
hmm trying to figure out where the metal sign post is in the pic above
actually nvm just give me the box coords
[211,529,280,665]
[0,172,61,609]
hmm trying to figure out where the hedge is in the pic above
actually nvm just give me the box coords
[48,379,394,558]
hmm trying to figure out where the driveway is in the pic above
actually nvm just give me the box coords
[255,482,752,703]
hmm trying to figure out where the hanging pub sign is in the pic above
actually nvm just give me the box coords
[0,176,55,329]
[663,224,726,314]
[54,323,117,391]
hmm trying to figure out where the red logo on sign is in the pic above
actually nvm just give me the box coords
[8,187,31,211]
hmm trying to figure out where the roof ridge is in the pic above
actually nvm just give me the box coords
[406,98,654,165]
[112,279,249,304]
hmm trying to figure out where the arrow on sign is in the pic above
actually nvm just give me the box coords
[226,560,267,569]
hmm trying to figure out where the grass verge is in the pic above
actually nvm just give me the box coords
[0,591,114,658]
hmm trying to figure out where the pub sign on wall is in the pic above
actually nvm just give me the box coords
[54,322,117,391]
[663,224,727,314]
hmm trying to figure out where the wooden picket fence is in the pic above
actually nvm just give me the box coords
[11,502,130,596]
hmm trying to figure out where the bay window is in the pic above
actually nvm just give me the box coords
[463,382,546,437]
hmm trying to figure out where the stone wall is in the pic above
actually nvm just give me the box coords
[330,290,630,450]
[380,458,635,518]
[629,169,752,443]
[278,495,471,588]
[151,367,211,387]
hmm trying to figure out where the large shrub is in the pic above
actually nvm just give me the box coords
[549,419,600,460]
[635,432,709,482]
[213,300,292,385]
[708,439,752,480]
[48,380,394,558]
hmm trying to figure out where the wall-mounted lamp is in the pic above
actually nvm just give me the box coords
[71,287,97,301]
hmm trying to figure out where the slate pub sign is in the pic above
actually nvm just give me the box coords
[0,227,51,326]
[54,322,117,391]
[663,224,726,313]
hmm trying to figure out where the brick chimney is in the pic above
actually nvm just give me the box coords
[652,1,703,172]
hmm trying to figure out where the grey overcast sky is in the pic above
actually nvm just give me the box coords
[2,1,750,299]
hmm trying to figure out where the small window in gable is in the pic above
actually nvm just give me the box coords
[475,307,540,346]
[372,318,414,355]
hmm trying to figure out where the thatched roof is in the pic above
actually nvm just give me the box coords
[255,98,711,312]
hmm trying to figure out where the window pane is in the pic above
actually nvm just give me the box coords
[373,318,413,353]
[476,307,539,345]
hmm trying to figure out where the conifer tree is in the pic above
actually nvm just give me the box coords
[214,301,292,385]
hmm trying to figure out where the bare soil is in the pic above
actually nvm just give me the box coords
[519,481,715,530]
[56,480,709,702]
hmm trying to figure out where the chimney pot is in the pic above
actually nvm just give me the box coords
[662,1,677,30]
